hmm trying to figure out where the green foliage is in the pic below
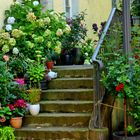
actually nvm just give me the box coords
[80,39,94,64]
[131,25,140,59]
[62,12,87,53]
[131,0,140,16]
[0,106,12,124]
[0,126,15,140]
[27,60,45,88]
[1,0,70,60]
[27,88,41,104]
[99,21,140,135]
[0,61,16,105]
[8,53,28,78]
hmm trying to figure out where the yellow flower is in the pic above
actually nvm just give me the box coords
[64,24,71,34]
[9,38,16,46]
[44,17,51,24]
[54,46,61,54]
[2,45,10,53]
[0,32,10,40]
[47,42,51,48]
[12,29,24,38]
[56,29,63,36]
[36,19,45,27]
[44,29,51,37]
[26,12,36,22]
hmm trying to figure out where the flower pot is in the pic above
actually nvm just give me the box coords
[10,117,23,129]
[113,131,140,140]
[60,54,72,65]
[71,48,81,65]
[46,61,54,70]
[40,80,48,90]
[29,104,40,116]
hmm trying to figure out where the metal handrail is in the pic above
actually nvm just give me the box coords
[91,0,118,128]
[92,7,117,62]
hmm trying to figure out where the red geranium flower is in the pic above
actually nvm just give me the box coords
[7,104,15,111]
[116,83,124,92]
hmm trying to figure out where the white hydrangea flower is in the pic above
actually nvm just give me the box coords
[85,52,88,56]
[84,59,90,65]
[33,1,39,6]
[6,24,12,31]
[13,47,19,55]
[7,17,15,24]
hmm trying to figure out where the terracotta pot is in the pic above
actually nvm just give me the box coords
[46,61,54,70]
[10,117,23,129]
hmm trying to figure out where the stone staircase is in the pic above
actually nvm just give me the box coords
[15,65,95,140]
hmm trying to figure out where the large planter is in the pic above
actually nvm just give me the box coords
[29,104,40,116]
[113,131,140,140]
[10,117,23,129]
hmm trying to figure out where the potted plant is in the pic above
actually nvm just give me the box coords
[27,88,41,116]
[0,126,15,140]
[8,99,27,129]
[26,55,45,115]
[61,12,87,65]
[101,53,140,139]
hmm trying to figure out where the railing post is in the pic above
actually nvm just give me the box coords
[122,0,131,55]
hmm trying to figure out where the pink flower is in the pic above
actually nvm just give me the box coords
[14,78,25,85]
[3,55,9,62]
[14,99,27,108]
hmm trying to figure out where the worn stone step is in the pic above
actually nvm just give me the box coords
[53,65,94,78]
[48,78,94,89]
[15,126,89,140]
[41,89,94,101]
[40,100,93,113]
[23,113,91,127]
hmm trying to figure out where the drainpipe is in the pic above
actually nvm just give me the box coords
[122,0,131,138]
[122,0,131,54]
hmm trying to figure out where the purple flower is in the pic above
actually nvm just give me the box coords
[67,19,72,23]
[92,23,98,32]
[101,21,106,27]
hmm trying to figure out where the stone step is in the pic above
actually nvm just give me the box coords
[40,100,93,113]
[48,78,94,89]
[23,113,91,127]
[15,126,89,140]
[41,89,94,101]
[53,65,94,78]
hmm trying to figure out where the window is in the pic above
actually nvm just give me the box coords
[40,0,53,10]
[64,0,79,18]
